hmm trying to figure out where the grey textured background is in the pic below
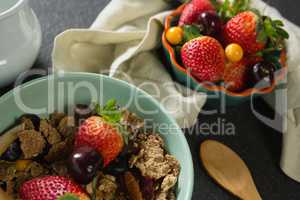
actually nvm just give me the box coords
[2,0,300,199]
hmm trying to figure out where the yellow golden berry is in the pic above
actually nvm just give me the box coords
[225,43,244,63]
[166,26,184,45]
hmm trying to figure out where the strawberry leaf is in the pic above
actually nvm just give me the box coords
[277,27,289,39]
[263,51,282,70]
[273,19,284,27]
[258,16,289,53]
[210,0,219,8]
[58,193,80,200]
[256,18,268,43]
[216,0,250,22]
[231,0,250,16]
[256,16,288,68]
[95,99,122,124]
[183,25,202,42]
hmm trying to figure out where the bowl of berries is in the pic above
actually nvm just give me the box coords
[162,0,288,105]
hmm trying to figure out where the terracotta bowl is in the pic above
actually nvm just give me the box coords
[162,4,287,106]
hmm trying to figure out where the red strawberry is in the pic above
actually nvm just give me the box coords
[75,116,124,166]
[181,36,225,82]
[223,60,249,91]
[224,56,262,91]
[20,176,89,200]
[224,11,266,54]
[179,0,215,26]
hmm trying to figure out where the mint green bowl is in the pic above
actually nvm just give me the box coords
[0,72,193,200]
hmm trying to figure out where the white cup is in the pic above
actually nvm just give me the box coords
[0,0,41,87]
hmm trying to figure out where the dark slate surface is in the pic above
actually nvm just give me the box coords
[1,0,300,199]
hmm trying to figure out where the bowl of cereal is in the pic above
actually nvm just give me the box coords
[0,72,193,200]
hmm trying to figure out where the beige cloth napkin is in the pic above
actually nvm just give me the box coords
[52,0,300,181]
[52,0,207,129]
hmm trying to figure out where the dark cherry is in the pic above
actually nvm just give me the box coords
[198,11,222,36]
[68,146,103,184]
[74,104,93,126]
[251,62,276,88]
[1,140,22,161]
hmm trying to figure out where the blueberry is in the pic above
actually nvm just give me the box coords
[1,140,22,161]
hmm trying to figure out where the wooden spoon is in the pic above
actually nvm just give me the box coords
[200,140,262,200]
[0,188,14,200]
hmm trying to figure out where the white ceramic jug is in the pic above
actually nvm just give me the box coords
[0,0,41,87]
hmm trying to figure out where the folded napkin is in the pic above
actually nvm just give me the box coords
[52,0,300,181]
[52,0,207,128]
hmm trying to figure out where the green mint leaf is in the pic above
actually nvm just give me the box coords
[58,194,80,200]
[95,100,129,144]
[183,25,202,42]
[104,99,118,110]
[95,99,122,124]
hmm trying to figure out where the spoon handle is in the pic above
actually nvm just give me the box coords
[243,193,262,200]
[241,182,262,200]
